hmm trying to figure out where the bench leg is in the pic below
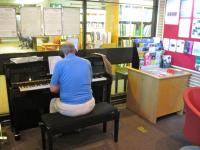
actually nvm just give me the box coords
[114,112,120,142]
[47,131,53,150]
[103,121,107,133]
[39,122,46,150]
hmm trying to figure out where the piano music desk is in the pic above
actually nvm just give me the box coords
[126,67,191,123]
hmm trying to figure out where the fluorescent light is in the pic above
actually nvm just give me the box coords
[15,0,44,4]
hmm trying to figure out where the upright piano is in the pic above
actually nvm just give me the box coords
[3,54,112,140]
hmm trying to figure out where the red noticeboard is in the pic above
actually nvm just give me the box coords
[163,0,200,70]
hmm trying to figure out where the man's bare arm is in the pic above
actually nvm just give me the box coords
[50,85,59,93]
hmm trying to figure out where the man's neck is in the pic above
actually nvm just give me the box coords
[65,53,75,57]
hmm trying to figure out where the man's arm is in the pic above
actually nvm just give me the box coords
[50,85,59,93]
[50,62,60,93]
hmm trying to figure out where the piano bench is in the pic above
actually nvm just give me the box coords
[39,102,120,150]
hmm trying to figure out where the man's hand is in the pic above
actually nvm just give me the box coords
[50,85,60,93]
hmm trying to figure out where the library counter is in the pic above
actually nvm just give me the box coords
[126,67,191,123]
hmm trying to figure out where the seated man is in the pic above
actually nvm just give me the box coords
[49,41,95,117]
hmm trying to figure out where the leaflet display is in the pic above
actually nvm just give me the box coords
[0,8,17,37]
[62,8,80,35]
[20,7,43,37]
[43,8,62,36]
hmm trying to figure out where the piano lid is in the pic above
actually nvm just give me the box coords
[4,60,50,84]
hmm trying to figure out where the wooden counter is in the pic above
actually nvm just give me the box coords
[126,67,191,123]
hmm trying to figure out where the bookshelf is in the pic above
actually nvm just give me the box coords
[82,9,111,49]
[118,4,153,47]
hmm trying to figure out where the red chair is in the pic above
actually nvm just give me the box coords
[183,87,200,146]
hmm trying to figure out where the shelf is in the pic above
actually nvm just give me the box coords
[119,21,152,24]
[119,36,138,38]
[118,36,151,39]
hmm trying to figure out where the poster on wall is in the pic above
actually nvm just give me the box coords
[43,8,62,36]
[165,0,180,25]
[178,19,190,37]
[163,38,170,50]
[169,39,177,51]
[0,8,17,37]
[62,8,80,35]
[20,7,43,37]
[192,42,200,56]
[180,0,193,17]
[194,0,200,18]
[191,19,200,39]
[176,40,185,53]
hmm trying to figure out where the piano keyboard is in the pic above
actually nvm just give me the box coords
[15,77,107,92]
[19,84,50,92]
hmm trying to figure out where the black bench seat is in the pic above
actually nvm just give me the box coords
[39,102,120,150]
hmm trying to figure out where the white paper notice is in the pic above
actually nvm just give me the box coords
[163,38,170,50]
[0,8,17,37]
[180,0,193,17]
[194,0,200,18]
[20,7,43,37]
[44,8,62,36]
[169,39,177,52]
[48,56,63,75]
[165,0,181,25]
[192,42,200,56]
[176,40,185,53]
[178,19,190,38]
[62,8,80,35]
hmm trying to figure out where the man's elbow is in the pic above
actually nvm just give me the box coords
[50,86,59,93]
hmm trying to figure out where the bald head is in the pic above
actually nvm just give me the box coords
[60,40,76,56]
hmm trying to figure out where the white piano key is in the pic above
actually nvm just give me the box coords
[92,77,107,82]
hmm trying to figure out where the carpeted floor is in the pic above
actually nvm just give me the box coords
[0,109,191,150]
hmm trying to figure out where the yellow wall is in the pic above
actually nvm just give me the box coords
[105,1,119,74]
[105,2,119,45]
[0,75,9,115]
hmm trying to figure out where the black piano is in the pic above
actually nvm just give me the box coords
[3,54,112,140]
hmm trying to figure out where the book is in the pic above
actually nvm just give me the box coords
[176,40,185,53]
[184,40,193,54]
[192,42,200,56]
[195,56,200,71]
[160,55,171,68]
[169,39,177,52]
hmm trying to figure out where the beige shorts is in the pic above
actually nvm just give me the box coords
[49,97,95,117]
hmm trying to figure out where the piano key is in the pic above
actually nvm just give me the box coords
[92,77,107,82]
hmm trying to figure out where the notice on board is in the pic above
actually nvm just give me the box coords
[62,8,80,35]
[20,7,43,37]
[0,8,17,37]
[44,8,62,36]
[165,0,180,25]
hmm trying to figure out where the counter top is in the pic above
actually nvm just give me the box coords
[127,67,191,79]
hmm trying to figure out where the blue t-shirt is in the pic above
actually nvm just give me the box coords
[50,53,93,104]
